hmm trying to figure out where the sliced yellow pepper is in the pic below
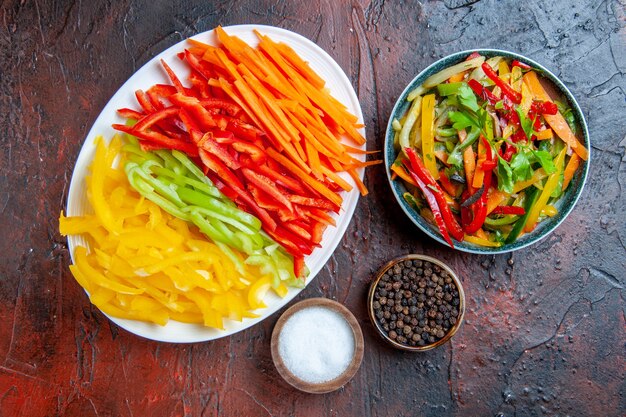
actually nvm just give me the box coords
[248,276,272,309]
[464,234,502,248]
[510,66,523,92]
[420,94,439,179]
[542,205,558,217]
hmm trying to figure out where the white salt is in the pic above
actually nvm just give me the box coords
[278,306,355,384]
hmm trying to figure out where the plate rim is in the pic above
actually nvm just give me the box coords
[65,24,365,342]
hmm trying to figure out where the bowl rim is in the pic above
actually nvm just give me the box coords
[270,297,365,393]
[384,48,591,254]
[367,254,465,352]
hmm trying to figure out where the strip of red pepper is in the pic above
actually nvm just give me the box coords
[511,60,532,70]
[467,79,499,105]
[461,137,496,234]
[481,63,522,104]
[168,93,217,130]
[500,142,516,162]
[241,168,294,213]
[117,108,144,119]
[133,107,180,131]
[404,148,465,242]
[491,206,525,215]
[232,142,266,164]
[112,123,198,156]
[531,100,558,115]
[407,170,454,247]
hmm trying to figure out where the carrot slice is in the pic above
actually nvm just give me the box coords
[347,168,368,196]
[273,41,326,89]
[320,165,353,192]
[523,71,588,160]
[562,153,581,191]
[267,148,342,206]
[304,140,322,178]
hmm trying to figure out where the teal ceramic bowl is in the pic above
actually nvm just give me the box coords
[384,49,590,254]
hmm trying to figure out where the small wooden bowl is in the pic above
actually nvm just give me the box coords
[368,254,465,352]
[271,298,364,394]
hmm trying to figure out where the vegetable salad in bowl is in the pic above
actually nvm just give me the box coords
[386,50,589,252]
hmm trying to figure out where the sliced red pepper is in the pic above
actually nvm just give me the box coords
[404,148,464,242]
[138,141,166,152]
[406,169,454,247]
[117,108,144,119]
[289,195,339,213]
[198,132,241,170]
[160,59,185,93]
[183,49,215,81]
[168,93,217,130]
[530,100,558,115]
[293,256,306,279]
[468,79,499,105]
[305,207,336,226]
[511,60,532,70]
[267,227,311,257]
[112,123,197,156]
[241,162,306,194]
[247,185,298,223]
[208,129,235,144]
[133,107,179,131]
[310,222,325,244]
[227,119,266,142]
[241,168,294,212]
[460,188,487,234]
[491,206,525,216]
[502,142,516,162]
[178,108,202,134]
[231,141,266,164]
[135,90,157,114]
[271,225,316,255]
[466,52,482,60]
[189,71,211,99]
[283,221,312,242]
[198,148,244,189]
[200,98,241,116]
[147,84,178,99]
[481,160,497,171]
[482,62,522,104]
[500,97,521,127]
[511,128,527,143]
[207,172,239,201]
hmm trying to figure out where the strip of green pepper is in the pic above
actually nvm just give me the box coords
[505,186,541,244]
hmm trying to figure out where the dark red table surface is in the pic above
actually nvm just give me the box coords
[1,1,624,416]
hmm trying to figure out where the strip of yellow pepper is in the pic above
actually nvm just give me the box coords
[524,147,567,233]
[420,94,439,179]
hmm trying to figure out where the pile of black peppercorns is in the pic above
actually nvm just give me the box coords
[371,259,461,347]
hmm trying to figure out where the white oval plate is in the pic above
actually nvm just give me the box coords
[66,25,365,343]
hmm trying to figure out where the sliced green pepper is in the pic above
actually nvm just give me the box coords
[505,186,540,244]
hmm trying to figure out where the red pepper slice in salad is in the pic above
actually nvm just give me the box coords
[491,206,525,216]
[481,62,522,104]
[404,148,464,243]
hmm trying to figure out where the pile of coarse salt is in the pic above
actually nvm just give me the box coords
[278,306,355,384]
